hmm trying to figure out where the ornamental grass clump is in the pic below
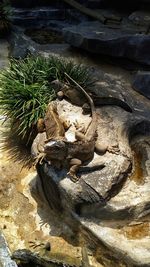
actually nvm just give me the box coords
[0,55,94,144]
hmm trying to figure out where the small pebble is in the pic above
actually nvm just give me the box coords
[57,90,64,100]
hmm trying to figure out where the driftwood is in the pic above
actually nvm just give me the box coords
[63,0,105,23]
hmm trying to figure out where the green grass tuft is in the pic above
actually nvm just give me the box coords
[0,55,94,144]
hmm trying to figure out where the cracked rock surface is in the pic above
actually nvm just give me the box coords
[1,17,150,266]
[34,76,150,267]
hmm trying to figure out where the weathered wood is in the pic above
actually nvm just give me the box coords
[63,0,106,23]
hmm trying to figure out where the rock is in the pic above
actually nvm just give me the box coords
[0,40,9,69]
[88,70,150,119]
[9,24,70,59]
[9,8,150,66]
[3,18,150,266]
[77,132,150,267]
[129,10,150,27]
[132,71,150,99]
[0,147,83,267]
[81,219,150,267]
[80,133,150,220]
[11,7,66,27]
[0,231,18,267]
[12,248,81,267]
[32,98,150,267]
[63,21,150,65]
[33,99,133,214]
[9,26,38,58]
[36,161,63,212]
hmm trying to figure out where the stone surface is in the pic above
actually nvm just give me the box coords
[63,20,150,65]
[9,8,150,67]
[35,100,150,266]
[35,98,150,211]
[9,25,70,58]
[0,121,87,266]
[129,10,150,26]
[80,219,150,267]
[80,135,150,220]
[9,26,37,58]
[33,99,132,208]
[0,232,17,267]
[2,16,150,266]
[132,71,150,99]
[0,40,9,69]
[11,7,66,27]
[31,64,150,266]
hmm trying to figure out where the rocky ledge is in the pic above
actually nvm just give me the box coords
[63,12,150,66]
[30,65,150,266]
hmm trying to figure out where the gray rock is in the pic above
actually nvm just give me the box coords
[0,231,18,267]
[0,40,9,69]
[32,68,150,216]
[63,21,150,65]
[132,71,150,99]
[36,161,63,212]
[86,70,150,118]
[77,133,150,267]
[33,100,133,213]
[11,7,66,27]
[80,136,150,220]
[30,70,150,267]
[34,113,150,267]
[129,10,150,27]
[9,24,70,59]
[9,26,38,58]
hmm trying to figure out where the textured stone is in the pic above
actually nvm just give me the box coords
[63,21,150,65]
[9,26,38,58]
[31,69,150,266]
[80,219,150,267]
[11,7,66,27]
[9,25,70,59]
[2,17,150,266]
[34,102,150,267]
[0,40,9,69]
[34,99,133,212]
[80,135,150,219]
[0,232,17,267]
[129,10,150,26]
[132,71,150,99]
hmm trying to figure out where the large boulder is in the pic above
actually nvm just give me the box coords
[63,21,150,65]
[31,66,150,266]
[34,102,150,267]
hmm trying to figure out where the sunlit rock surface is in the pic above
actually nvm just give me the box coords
[0,117,101,266]
[33,73,150,266]
[1,20,150,266]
